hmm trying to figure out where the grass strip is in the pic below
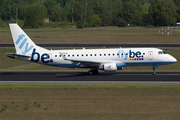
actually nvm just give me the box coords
[0,84,180,120]
[0,84,180,89]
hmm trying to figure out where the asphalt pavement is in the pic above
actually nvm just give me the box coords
[0,71,179,85]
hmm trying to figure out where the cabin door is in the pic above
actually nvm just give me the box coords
[148,51,153,60]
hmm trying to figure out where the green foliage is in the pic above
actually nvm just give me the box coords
[0,0,180,28]
[3,104,8,108]
[44,0,67,22]
[0,0,16,21]
[44,22,75,28]
[15,105,19,107]
[94,0,112,26]
[37,104,40,108]
[34,102,37,107]
[24,104,28,110]
[73,0,94,28]
[122,1,134,23]
[150,0,178,26]
[44,0,57,17]
[146,24,154,28]
[0,108,6,113]
[91,14,102,27]
[23,4,47,28]
[117,18,127,27]
[34,102,40,108]
[128,24,136,27]
[76,20,84,29]
[0,22,6,27]
[50,6,62,22]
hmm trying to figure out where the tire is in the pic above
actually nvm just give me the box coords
[88,70,93,75]
[153,72,156,75]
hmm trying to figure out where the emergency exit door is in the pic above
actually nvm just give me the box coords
[148,51,153,60]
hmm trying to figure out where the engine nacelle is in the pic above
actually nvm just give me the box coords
[99,63,117,72]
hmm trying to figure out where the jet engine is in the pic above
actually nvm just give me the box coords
[99,63,117,72]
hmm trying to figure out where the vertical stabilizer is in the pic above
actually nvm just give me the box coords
[9,24,48,56]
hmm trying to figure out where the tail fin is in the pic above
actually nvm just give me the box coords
[9,24,48,56]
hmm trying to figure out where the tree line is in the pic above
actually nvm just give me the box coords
[0,0,180,28]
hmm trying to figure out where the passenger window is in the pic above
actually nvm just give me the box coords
[90,54,92,56]
[117,53,119,55]
[68,55,70,57]
[121,53,123,55]
[108,54,110,56]
[86,54,88,56]
[100,54,102,56]
[104,54,106,56]
[95,54,96,56]
[113,54,115,56]
[55,55,57,57]
[77,54,79,56]
[82,54,83,56]
[72,55,74,57]
[143,53,145,55]
[59,55,61,57]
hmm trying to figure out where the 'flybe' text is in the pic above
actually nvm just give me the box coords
[31,48,53,63]
[16,34,33,55]
[117,50,144,60]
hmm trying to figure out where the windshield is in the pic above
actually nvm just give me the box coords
[158,51,162,54]
[162,51,167,54]
[158,51,167,55]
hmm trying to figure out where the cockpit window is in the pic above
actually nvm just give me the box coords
[158,51,167,55]
[158,51,162,54]
[162,51,167,54]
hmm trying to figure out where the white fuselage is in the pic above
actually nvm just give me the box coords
[17,47,176,69]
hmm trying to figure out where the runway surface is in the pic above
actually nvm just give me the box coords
[1,44,180,49]
[0,71,179,85]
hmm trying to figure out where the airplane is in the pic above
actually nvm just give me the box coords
[7,23,177,75]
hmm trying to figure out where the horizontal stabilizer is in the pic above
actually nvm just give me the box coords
[7,53,31,59]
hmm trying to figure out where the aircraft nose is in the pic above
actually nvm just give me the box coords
[170,56,177,63]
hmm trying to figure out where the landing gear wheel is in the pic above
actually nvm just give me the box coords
[88,70,93,75]
[88,69,99,75]
[153,71,156,75]
[153,67,156,75]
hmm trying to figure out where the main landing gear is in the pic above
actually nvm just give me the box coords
[88,68,98,75]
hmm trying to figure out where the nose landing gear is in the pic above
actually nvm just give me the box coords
[153,67,156,75]
[152,65,158,75]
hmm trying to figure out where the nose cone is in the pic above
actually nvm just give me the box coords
[170,56,177,63]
